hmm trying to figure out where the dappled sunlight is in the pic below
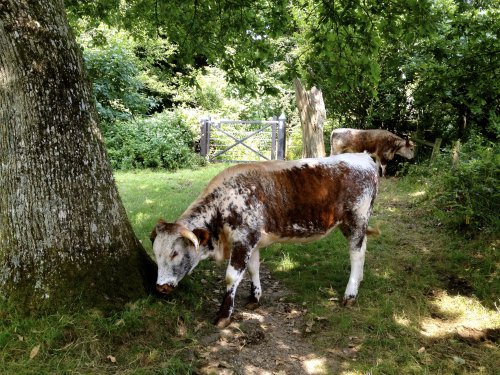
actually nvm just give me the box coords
[242,364,273,374]
[370,267,395,280]
[239,311,265,323]
[144,198,155,205]
[420,292,500,339]
[410,190,426,197]
[133,212,151,225]
[276,253,299,272]
[301,356,328,374]
[394,313,412,327]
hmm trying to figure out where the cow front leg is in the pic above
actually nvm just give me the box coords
[343,233,367,306]
[375,158,382,177]
[381,163,387,177]
[246,249,261,309]
[214,244,251,328]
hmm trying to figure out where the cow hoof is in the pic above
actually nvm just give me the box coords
[342,296,357,307]
[215,317,231,328]
[245,301,261,310]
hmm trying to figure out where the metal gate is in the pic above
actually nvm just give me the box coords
[199,115,286,162]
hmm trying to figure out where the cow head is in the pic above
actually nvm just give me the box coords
[397,137,415,160]
[150,219,210,294]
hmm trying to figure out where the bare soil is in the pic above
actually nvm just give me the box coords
[194,267,339,375]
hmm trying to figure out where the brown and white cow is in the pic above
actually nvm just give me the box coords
[151,153,379,328]
[330,128,414,176]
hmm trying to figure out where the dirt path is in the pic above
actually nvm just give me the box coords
[190,178,499,374]
[194,265,338,375]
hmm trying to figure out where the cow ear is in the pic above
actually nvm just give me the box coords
[156,219,169,232]
[192,228,210,247]
[150,227,157,244]
[151,219,168,243]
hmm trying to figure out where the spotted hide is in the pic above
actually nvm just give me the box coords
[330,128,414,176]
[151,153,379,328]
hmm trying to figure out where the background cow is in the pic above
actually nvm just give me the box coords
[151,153,379,328]
[330,128,414,176]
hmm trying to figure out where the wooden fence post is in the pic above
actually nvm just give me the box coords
[277,113,286,160]
[199,116,210,157]
[271,116,277,160]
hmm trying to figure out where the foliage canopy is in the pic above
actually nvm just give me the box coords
[66,0,499,145]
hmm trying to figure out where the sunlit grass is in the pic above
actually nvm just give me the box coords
[421,292,500,338]
[276,252,299,272]
[114,164,228,252]
[410,190,426,197]
[1,167,498,374]
[263,178,499,375]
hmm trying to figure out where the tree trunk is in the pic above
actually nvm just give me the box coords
[0,0,156,312]
[457,104,469,140]
[293,78,326,158]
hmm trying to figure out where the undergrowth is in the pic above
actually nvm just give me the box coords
[404,135,499,235]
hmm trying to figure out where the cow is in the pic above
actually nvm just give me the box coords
[330,128,414,176]
[151,153,379,328]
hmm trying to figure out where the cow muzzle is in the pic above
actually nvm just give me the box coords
[156,283,175,294]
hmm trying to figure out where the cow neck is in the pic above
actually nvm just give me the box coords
[177,194,220,234]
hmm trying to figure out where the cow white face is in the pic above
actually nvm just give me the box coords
[151,220,209,294]
[397,139,415,160]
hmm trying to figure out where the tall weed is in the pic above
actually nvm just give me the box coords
[407,136,499,233]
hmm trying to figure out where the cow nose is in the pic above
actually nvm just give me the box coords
[156,283,175,294]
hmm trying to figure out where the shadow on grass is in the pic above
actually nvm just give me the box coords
[259,178,499,374]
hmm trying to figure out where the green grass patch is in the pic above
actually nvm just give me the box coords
[113,164,228,253]
[261,178,499,374]
[1,166,498,374]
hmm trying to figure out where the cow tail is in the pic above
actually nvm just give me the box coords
[366,223,381,236]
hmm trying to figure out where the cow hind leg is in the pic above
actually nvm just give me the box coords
[246,249,262,309]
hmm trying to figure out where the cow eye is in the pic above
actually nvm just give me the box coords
[170,251,178,260]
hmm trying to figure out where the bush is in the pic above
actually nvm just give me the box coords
[407,136,499,233]
[77,24,160,121]
[102,111,203,170]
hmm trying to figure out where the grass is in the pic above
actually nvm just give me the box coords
[113,164,229,253]
[262,178,500,374]
[1,166,498,374]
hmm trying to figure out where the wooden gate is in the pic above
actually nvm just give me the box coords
[199,115,286,162]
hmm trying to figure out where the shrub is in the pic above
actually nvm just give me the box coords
[102,111,203,170]
[78,24,159,121]
[407,136,499,233]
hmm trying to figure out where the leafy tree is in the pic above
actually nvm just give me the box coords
[65,0,289,72]
[78,24,154,120]
[290,0,433,128]
[406,0,500,141]
[65,0,498,147]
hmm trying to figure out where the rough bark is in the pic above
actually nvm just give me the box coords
[0,0,156,312]
[293,78,326,158]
